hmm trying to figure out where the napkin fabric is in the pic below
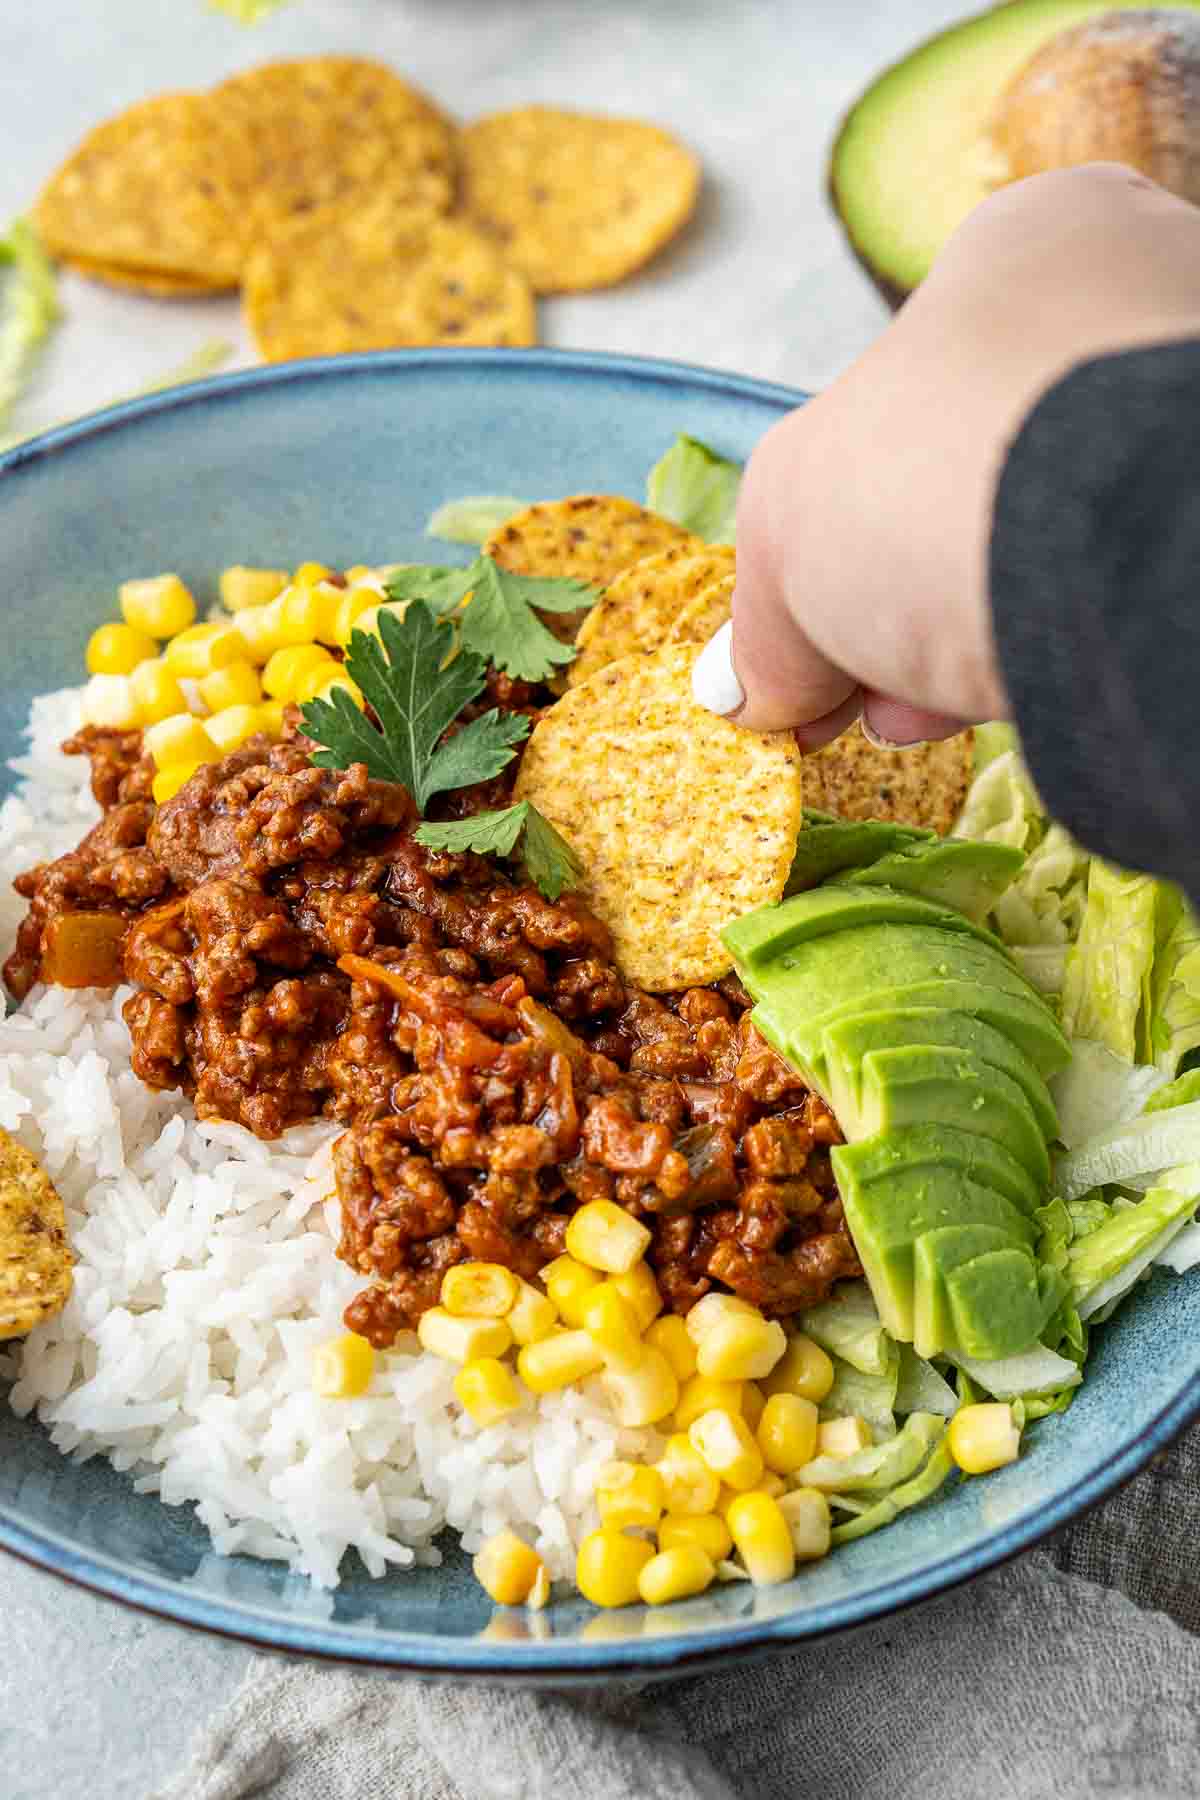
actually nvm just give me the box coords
[159,1419,1200,1800]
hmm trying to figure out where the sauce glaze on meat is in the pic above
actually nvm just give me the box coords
[5,721,861,1344]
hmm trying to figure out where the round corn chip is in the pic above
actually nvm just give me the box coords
[65,255,228,297]
[668,570,736,648]
[515,644,802,991]
[213,56,456,236]
[568,547,736,687]
[243,211,537,361]
[460,106,701,293]
[803,723,976,836]
[35,92,252,285]
[0,1127,72,1341]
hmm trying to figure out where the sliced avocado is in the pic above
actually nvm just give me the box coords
[828,0,1200,307]
[945,1248,1066,1361]
[822,1007,1059,1142]
[827,838,1024,923]
[834,1123,1041,1217]
[913,1224,1019,1360]
[848,1046,1050,1186]
[836,1159,1036,1340]
[785,818,932,894]
[721,888,1004,974]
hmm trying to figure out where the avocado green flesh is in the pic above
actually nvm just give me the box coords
[850,1045,1051,1186]
[786,818,932,893]
[721,889,1005,974]
[946,1250,1065,1361]
[837,1162,1036,1339]
[830,0,1200,302]
[827,839,1024,923]
[913,1226,1018,1359]
[833,1123,1041,1217]
[822,1007,1059,1141]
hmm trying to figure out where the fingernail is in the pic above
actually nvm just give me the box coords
[691,621,745,716]
[861,719,927,751]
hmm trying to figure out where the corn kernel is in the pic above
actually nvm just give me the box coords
[599,1347,679,1427]
[204,702,263,754]
[152,758,208,805]
[273,585,326,645]
[230,603,285,664]
[120,574,196,639]
[638,1545,715,1607]
[163,622,243,679]
[575,1529,655,1609]
[741,1382,766,1433]
[263,644,334,701]
[581,1284,643,1368]
[143,713,216,771]
[473,1530,544,1606]
[948,1403,1021,1476]
[673,1375,744,1433]
[817,1415,872,1459]
[80,673,140,729]
[417,1306,513,1365]
[86,621,157,677]
[645,1314,697,1383]
[761,1333,835,1404]
[777,1488,831,1562]
[129,657,188,725]
[517,1329,604,1393]
[758,1471,787,1499]
[655,1434,720,1515]
[199,660,262,712]
[454,1356,521,1426]
[219,566,288,612]
[608,1263,662,1332]
[726,1491,796,1587]
[311,1332,375,1398]
[333,585,383,645]
[565,1200,652,1274]
[658,1511,732,1563]
[542,1254,602,1328]
[595,1461,664,1531]
[310,671,365,710]
[257,699,287,739]
[688,1408,764,1492]
[684,1292,758,1343]
[442,1263,519,1319]
[291,658,349,705]
[694,1312,788,1382]
[293,560,332,586]
[507,1278,557,1346]
[757,1393,819,1475]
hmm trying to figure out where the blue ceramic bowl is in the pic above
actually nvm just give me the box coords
[1,349,1197,1680]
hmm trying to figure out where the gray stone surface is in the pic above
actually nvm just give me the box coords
[0,1,965,1793]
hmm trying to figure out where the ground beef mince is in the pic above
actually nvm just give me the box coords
[6,730,861,1342]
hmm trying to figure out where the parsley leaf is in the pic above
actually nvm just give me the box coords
[383,556,599,684]
[301,600,526,811]
[415,801,583,901]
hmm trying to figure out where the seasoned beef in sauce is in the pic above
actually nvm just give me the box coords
[6,723,861,1343]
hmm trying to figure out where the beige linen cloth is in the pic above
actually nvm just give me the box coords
[157,1421,1200,1800]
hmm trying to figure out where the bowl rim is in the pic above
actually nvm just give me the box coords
[2,344,1196,1679]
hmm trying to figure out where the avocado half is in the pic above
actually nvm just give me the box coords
[830,0,1200,307]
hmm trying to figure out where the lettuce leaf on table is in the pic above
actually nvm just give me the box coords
[645,434,741,542]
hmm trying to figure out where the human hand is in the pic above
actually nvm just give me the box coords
[692,164,1200,746]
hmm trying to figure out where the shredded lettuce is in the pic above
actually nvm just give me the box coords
[795,1412,942,1495]
[0,219,60,435]
[1071,1173,1199,1319]
[1050,1040,1167,1148]
[830,1439,956,1544]
[820,1347,899,1438]
[1055,1103,1200,1199]
[1145,1069,1200,1114]
[947,1344,1083,1400]
[893,1345,958,1418]
[645,434,741,542]
[800,1281,892,1375]
[425,496,529,547]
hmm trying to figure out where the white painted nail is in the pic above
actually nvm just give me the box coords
[691,621,745,716]
[861,719,926,751]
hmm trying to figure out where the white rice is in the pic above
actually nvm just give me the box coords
[0,688,664,1587]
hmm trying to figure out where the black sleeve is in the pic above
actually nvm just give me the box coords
[989,339,1200,899]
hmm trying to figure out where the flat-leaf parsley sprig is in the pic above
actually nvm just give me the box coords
[384,556,598,685]
[300,600,582,900]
